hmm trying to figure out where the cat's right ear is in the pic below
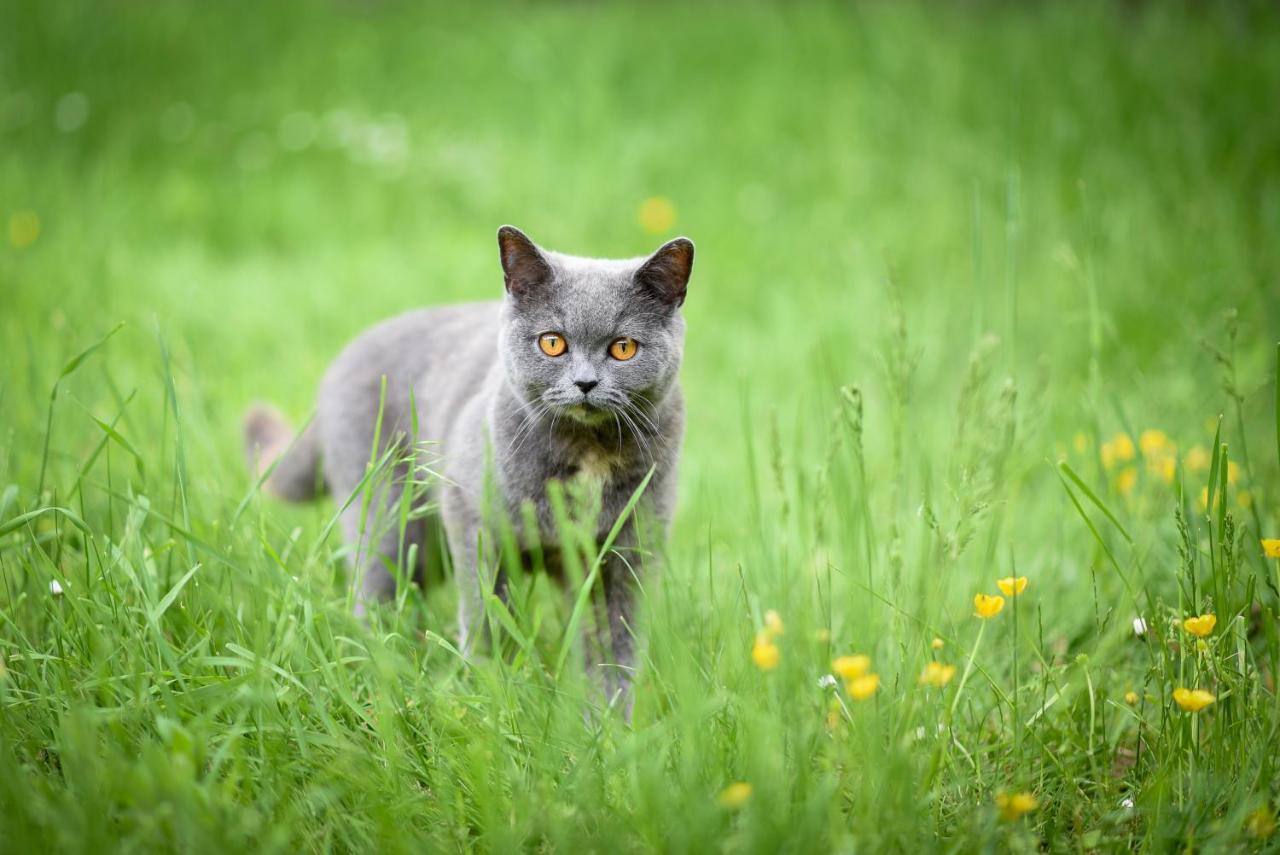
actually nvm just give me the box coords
[634,237,694,308]
[497,225,552,299]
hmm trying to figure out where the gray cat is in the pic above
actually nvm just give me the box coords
[243,226,693,712]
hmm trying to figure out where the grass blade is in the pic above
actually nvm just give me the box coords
[37,322,126,495]
[150,562,203,622]
[1058,462,1132,543]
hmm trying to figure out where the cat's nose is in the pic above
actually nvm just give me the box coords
[575,380,598,395]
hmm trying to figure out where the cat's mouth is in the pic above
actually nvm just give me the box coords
[562,402,613,426]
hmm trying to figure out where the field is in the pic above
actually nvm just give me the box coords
[3,1,1280,850]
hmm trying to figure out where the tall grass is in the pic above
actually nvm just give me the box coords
[3,0,1280,850]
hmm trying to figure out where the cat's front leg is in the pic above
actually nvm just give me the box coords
[336,478,422,619]
[451,521,509,660]
[588,533,642,720]
[453,529,484,659]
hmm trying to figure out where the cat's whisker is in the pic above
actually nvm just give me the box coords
[619,396,660,435]
[615,406,655,466]
[508,398,555,456]
[519,400,560,451]
[629,390,658,408]
[614,394,656,436]
[623,400,660,436]
[611,411,624,455]
[547,409,561,447]
[507,401,546,450]
[623,399,672,462]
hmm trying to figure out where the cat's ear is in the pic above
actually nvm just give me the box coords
[634,237,694,308]
[497,225,553,298]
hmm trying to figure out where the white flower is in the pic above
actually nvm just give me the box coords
[1132,617,1148,637]
[49,579,64,596]
[1120,798,1134,810]
[817,674,837,689]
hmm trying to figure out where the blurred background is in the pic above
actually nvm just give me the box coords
[2,0,1279,582]
[5,3,1280,849]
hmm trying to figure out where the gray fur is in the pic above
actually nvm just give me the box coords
[243,226,693,714]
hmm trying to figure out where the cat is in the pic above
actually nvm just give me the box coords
[242,226,693,713]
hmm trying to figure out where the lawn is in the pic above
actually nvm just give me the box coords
[3,0,1280,850]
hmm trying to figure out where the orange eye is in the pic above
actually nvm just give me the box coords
[538,333,567,357]
[609,337,638,361]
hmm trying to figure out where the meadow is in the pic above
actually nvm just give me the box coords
[3,1,1280,850]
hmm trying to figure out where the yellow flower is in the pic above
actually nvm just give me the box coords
[718,782,752,808]
[751,634,780,671]
[1182,614,1216,638]
[995,791,1039,821]
[1116,466,1138,495]
[931,637,945,650]
[1139,429,1172,457]
[1149,455,1176,484]
[919,661,956,688]
[1185,445,1210,472]
[1124,691,1139,705]
[1237,490,1253,509]
[846,673,880,701]
[637,196,676,234]
[1198,487,1209,511]
[1262,539,1280,559]
[1072,433,1089,454]
[1227,461,1241,485]
[974,593,1005,619]
[1172,687,1216,713]
[832,654,871,680]
[763,609,784,638]
[1246,805,1277,839]
[996,576,1027,597]
[1100,432,1135,469]
[9,210,40,248]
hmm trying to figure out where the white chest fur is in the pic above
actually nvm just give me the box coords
[574,447,622,484]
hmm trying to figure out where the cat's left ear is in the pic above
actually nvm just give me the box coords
[634,237,694,308]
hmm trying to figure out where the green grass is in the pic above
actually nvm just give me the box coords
[3,0,1280,850]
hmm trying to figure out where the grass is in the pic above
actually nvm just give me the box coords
[3,0,1280,850]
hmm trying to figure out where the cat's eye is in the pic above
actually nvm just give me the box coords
[609,337,638,361]
[538,333,567,357]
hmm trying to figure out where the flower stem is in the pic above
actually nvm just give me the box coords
[1013,584,1021,768]
[949,620,987,722]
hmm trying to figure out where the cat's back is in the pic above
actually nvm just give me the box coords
[409,301,504,420]
[323,302,499,387]
[318,301,501,452]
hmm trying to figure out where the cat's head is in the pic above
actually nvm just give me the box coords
[495,225,693,425]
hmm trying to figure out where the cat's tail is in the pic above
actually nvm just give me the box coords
[242,404,325,502]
